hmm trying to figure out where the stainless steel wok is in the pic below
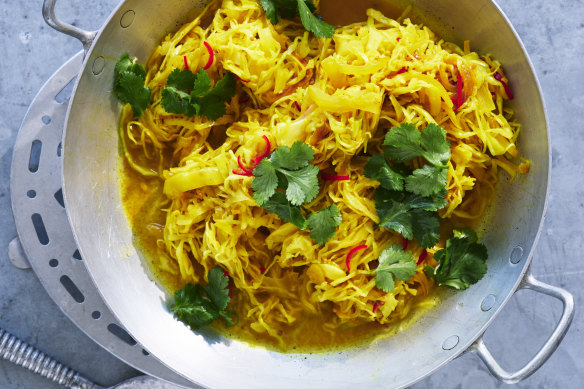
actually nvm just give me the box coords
[43,0,574,387]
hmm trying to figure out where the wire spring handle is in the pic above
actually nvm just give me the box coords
[0,328,98,388]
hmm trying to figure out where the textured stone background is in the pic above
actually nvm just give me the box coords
[0,0,583,388]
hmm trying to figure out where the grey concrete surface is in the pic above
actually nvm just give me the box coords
[1,0,583,388]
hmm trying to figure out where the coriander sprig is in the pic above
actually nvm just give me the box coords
[259,0,334,39]
[113,53,152,118]
[251,141,342,245]
[372,245,417,292]
[425,228,488,290]
[161,68,236,120]
[365,123,451,248]
[170,267,234,330]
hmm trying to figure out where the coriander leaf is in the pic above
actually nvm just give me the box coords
[170,267,234,330]
[253,142,319,206]
[161,69,235,120]
[373,245,416,292]
[198,94,228,120]
[171,284,218,329]
[250,142,336,244]
[206,72,236,100]
[280,0,308,18]
[405,165,448,197]
[115,72,152,118]
[377,199,414,240]
[281,164,320,205]
[384,123,451,168]
[307,204,342,245]
[259,0,279,24]
[262,192,308,229]
[260,0,331,38]
[364,154,404,191]
[115,53,146,79]
[113,54,151,118]
[204,267,230,311]
[453,227,477,241]
[191,68,212,97]
[374,187,405,222]
[374,268,397,293]
[411,208,441,248]
[252,159,279,206]
[167,68,198,91]
[425,229,488,290]
[383,123,422,162]
[195,72,236,120]
[375,190,441,248]
[420,123,451,166]
[271,141,314,170]
[403,189,448,212]
[161,86,196,116]
[297,0,334,38]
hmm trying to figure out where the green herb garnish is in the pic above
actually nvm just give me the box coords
[251,141,341,245]
[161,68,236,120]
[170,267,234,330]
[306,203,343,245]
[259,0,334,39]
[365,123,451,248]
[372,245,417,292]
[425,228,488,290]
[253,141,319,206]
[114,53,152,118]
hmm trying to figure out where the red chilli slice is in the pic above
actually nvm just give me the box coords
[235,74,250,83]
[402,237,409,251]
[372,301,379,313]
[234,136,271,176]
[233,156,254,176]
[456,70,464,109]
[203,41,214,70]
[251,135,271,166]
[322,174,350,181]
[494,72,514,99]
[183,55,190,70]
[346,244,368,272]
[257,135,271,160]
[417,249,428,265]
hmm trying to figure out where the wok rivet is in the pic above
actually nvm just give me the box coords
[480,294,497,311]
[442,335,459,350]
[92,56,106,76]
[120,10,136,28]
[509,246,524,264]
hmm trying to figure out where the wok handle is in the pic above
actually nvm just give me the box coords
[42,0,97,53]
[0,327,101,389]
[471,272,574,384]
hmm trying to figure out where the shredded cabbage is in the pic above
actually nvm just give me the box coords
[119,0,525,350]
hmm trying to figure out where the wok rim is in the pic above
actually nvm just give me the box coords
[58,0,552,387]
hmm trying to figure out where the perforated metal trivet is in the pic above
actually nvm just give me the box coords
[9,51,195,388]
